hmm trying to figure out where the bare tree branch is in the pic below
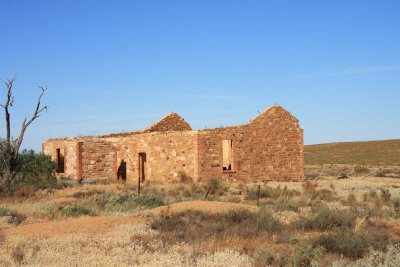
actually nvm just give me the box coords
[1,74,17,145]
[15,85,48,153]
[1,75,48,189]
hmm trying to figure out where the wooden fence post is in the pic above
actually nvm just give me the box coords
[257,184,261,206]
[204,185,213,200]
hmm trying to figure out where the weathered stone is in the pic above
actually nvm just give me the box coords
[42,104,304,182]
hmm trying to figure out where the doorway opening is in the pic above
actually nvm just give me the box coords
[222,140,233,171]
[138,153,146,182]
[117,160,127,181]
[56,148,65,173]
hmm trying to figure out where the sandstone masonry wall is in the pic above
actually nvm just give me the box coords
[197,105,304,181]
[81,139,115,179]
[42,140,79,178]
[42,105,304,183]
[106,131,198,183]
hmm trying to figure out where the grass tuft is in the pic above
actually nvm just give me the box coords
[59,205,95,217]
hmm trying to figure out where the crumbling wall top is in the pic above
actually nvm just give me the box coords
[146,112,192,132]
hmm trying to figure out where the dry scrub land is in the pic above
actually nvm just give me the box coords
[1,140,400,266]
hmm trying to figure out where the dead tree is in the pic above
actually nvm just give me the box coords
[0,74,47,190]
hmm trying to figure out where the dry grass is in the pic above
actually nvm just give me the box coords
[1,163,400,266]
[0,224,254,267]
[304,139,400,166]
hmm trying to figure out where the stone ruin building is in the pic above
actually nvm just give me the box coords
[42,104,304,183]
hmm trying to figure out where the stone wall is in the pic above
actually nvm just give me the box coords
[81,139,115,180]
[107,131,198,183]
[42,139,79,178]
[197,105,304,181]
[42,105,304,183]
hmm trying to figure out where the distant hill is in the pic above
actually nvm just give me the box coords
[304,139,400,166]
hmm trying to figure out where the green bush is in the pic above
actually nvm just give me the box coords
[13,150,57,189]
[314,232,366,259]
[291,245,325,267]
[134,195,164,208]
[59,205,95,217]
[297,203,357,231]
[0,207,26,225]
[253,247,274,266]
[206,177,228,196]
[274,197,300,212]
[312,230,390,260]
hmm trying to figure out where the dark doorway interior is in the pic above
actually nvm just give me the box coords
[56,148,65,173]
[117,160,127,181]
[138,153,146,182]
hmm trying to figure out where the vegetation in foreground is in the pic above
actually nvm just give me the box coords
[1,170,400,266]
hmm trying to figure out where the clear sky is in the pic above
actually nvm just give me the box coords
[0,0,399,151]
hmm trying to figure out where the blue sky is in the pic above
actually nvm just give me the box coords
[0,0,399,151]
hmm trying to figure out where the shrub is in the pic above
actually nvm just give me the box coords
[274,197,300,212]
[0,207,26,225]
[291,245,325,267]
[134,195,164,208]
[313,232,366,259]
[312,230,390,260]
[297,203,357,231]
[354,244,400,266]
[253,247,274,266]
[206,177,227,196]
[59,205,95,217]
[13,150,57,189]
